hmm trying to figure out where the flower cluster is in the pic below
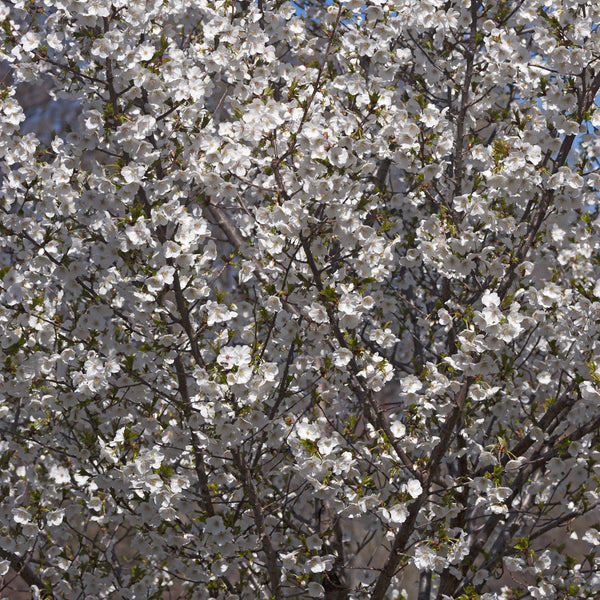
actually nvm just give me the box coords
[1,0,600,599]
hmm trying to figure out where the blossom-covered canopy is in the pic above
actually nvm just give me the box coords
[1,0,600,599]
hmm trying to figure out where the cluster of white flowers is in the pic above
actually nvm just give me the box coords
[0,0,600,599]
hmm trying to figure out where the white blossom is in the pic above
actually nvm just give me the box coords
[1,2,600,598]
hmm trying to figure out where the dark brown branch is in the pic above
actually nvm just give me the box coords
[371,379,472,600]
[233,450,283,600]
[204,204,247,251]
[0,548,50,597]
[418,570,432,600]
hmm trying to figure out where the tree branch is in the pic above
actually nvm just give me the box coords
[233,450,283,600]
[0,548,50,598]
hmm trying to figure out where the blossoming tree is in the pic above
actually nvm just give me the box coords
[1,0,600,598]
